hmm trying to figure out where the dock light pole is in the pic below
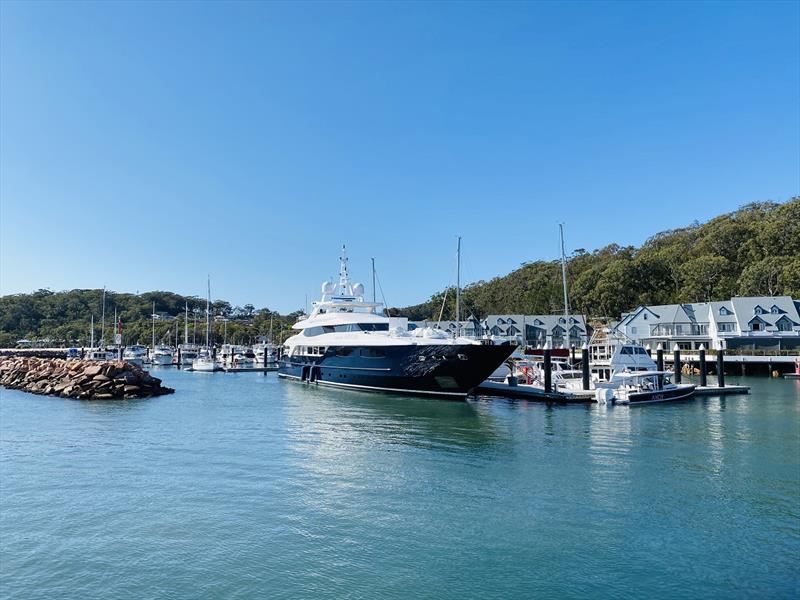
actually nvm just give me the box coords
[699,344,707,387]
[581,343,590,391]
[543,342,552,394]
[717,340,725,388]
[656,343,664,388]
[673,344,682,384]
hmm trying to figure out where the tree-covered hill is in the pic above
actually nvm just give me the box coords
[1,198,797,347]
[0,289,302,348]
[393,198,800,321]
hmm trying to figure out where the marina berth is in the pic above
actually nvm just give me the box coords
[278,248,516,397]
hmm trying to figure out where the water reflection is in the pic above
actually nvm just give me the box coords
[281,382,503,451]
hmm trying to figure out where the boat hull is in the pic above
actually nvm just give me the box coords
[620,384,696,404]
[279,343,516,398]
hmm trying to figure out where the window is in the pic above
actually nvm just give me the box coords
[771,305,784,315]
[752,322,761,331]
[643,314,648,320]
[507,318,516,325]
[631,327,637,334]
[360,348,385,358]
[335,347,353,357]
[559,318,566,324]
[777,318,793,332]
[719,307,731,316]
[754,305,765,315]
[676,325,683,334]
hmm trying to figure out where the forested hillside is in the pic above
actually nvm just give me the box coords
[393,198,800,321]
[0,290,301,348]
[1,198,797,346]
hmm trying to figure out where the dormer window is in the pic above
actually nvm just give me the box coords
[559,317,566,324]
[507,318,516,325]
[719,307,731,316]
[770,305,783,314]
[753,305,765,315]
[497,318,506,325]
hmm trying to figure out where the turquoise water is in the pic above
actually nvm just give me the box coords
[1,371,798,599]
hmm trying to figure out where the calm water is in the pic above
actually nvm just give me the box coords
[1,370,798,599]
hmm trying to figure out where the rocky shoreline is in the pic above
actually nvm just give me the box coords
[0,357,175,400]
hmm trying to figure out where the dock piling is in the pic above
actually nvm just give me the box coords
[699,344,707,387]
[543,344,552,394]
[581,343,590,391]
[717,347,725,388]
[673,344,681,384]
[656,343,664,388]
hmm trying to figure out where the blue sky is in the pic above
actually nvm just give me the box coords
[1,1,798,312]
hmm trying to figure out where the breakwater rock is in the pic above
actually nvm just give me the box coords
[0,357,175,399]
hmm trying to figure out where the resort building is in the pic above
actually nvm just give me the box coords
[407,313,589,347]
[483,314,589,347]
[613,296,800,351]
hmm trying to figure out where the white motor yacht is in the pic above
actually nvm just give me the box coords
[151,345,174,366]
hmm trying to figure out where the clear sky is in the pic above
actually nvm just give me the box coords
[1,0,798,312]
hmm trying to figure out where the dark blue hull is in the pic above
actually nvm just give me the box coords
[279,343,516,398]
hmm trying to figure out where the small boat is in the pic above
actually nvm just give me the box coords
[596,371,696,405]
[123,345,148,367]
[151,345,174,366]
[85,348,114,361]
[192,348,220,372]
[177,343,199,366]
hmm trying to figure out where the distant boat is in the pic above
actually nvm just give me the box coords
[151,345,174,366]
[192,277,220,372]
[123,345,148,366]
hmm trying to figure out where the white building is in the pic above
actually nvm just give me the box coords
[483,314,589,347]
[613,296,800,351]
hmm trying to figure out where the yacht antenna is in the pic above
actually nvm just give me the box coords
[456,236,461,338]
[184,302,189,346]
[372,257,376,303]
[559,224,570,317]
[338,245,350,295]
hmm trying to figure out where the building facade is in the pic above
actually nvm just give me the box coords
[613,296,800,351]
[483,314,589,347]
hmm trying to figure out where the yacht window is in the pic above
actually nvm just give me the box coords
[335,347,353,357]
[360,348,385,358]
[305,327,324,336]
[620,347,632,355]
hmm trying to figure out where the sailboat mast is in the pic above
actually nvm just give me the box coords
[100,286,106,346]
[205,276,211,349]
[372,258,376,303]
[90,314,94,349]
[456,236,461,338]
[184,302,189,345]
[152,301,156,350]
[560,224,570,317]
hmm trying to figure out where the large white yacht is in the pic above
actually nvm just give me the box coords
[278,248,515,398]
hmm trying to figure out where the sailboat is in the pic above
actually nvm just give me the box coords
[178,301,200,366]
[192,277,220,372]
